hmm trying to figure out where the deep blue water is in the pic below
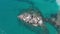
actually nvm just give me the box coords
[0,0,58,34]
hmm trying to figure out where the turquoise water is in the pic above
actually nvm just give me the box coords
[0,0,58,34]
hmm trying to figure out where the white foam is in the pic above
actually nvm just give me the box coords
[38,20,43,26]
[56,0,60,6]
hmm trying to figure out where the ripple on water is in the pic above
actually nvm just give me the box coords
[0,28,7,34]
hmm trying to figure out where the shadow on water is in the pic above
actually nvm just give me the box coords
[17,19,42,34]
[17,18,49,34]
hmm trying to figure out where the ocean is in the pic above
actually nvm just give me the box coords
[0,0,58,34]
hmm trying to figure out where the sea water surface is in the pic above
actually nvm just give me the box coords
[0,0,58,34]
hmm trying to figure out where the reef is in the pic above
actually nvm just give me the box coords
[17,7,50,34]
[18,7,44,27]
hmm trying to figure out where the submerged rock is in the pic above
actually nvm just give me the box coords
[18,7,43,27]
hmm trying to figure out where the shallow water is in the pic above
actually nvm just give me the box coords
[0,0,58,34]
